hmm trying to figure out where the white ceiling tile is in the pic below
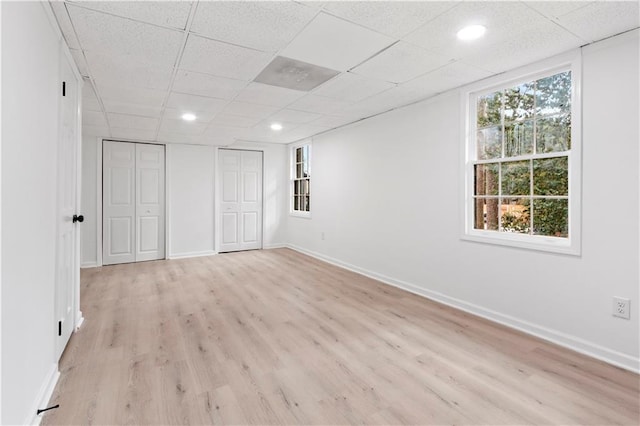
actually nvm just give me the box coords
[166,92,228,114]
[69,1,192,30]
[323,1,459,38]
[221,101,280,119]
[110,127,157,141]
[234,82,306,107]
[353,41,452,84]
[349,85,433,113]
[556,2,640,43]
[173,70,248,100]
[211,113,263,128]
[85,50,174,91]
[191,2,317,51]
[288,94,353,115]
[82,124,110,136]
[268,109,322,124]
[84,110,108,127]
[102,99,162,118]
[462,19,584,74]
[69,49,89,77]
[159,118,208,135]
[67,4,183,68]
[401,60,493,95]
[280,12,395,72]
[163,108,218,123]
[96,84,166,106]
[524,2,594,20]
[50,2,81,49]
[280,124,332,143]
[157,132,200,144]
[310,115,357,128]
[180,35,273,81]
[312,72,395,102]
[203,125,248,139]
[108,113,159,131]
[404,2,550,60]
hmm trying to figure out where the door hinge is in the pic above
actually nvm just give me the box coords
[62,81,66,97]
[58,320,62,336]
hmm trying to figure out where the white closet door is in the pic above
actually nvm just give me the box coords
[219,149,263,253]
[103,141,136,265]
[135,143,165,262]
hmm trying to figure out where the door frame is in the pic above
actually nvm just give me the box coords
[96,139,168,267]
[214,147,265,253]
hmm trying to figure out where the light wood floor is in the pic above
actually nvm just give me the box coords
[43,248,639,425]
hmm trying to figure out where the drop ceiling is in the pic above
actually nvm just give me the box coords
[50,1,639,146]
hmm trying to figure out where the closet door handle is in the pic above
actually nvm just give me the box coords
[73,214,84,223]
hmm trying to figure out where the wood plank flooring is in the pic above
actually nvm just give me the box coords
[43,248,639,425]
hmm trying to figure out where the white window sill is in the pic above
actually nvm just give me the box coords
[461,231,580,256]
[290,211,312,219]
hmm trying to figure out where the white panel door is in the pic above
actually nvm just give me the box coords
[136,143,165,261]
[56,50,79,359]
[219,149,263,252]
[103,141,165,264]
[103,141,136,265]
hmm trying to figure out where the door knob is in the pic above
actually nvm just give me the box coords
[73,214,84,223]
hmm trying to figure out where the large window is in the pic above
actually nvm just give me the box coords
[291,142,311,215]
[464,53,581,254]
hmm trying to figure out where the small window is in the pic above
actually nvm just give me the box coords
[291,142,311,216]
[464,53,581,254]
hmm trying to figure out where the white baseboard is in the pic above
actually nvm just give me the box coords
[75,311,84,330]
[80,261,98,268]
[168,250,217,260]
[286,244,640,374]
[263,243,287,249]
[26,363,60,426]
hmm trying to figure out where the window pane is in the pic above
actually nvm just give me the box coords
[474,163,499,196]
[303,146,309,162]
[303,179,309,195]
[504,120,533,157]
[477,92,502,127]
[500,198,530,234]
[296,147,302,162]
[536,114,570,153]
[536,71,571,116]
[474,197,499,231]
[503,82,534,122]
[296,163,303,179]
[304,196,310,212]
[501,160,530,196]
[533,198,568,238]
[293,196,300,211]
[533,157,568,196]
[477,125,502,160]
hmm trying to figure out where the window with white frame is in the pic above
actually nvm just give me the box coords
[291,143,311,214]
[464,54,581,254]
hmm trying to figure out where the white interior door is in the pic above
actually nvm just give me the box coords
[219,149,263,253]
[55,51,79,359]
[103,141,136,265]
[136,143,165,262]
[103,141,165,265]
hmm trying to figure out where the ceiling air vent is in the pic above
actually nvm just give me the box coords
[254,56,339,92]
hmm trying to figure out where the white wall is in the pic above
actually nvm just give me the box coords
[1,2,65,423]
[286,30,639,372]
[80,135,98,266]
[167,144,215,258]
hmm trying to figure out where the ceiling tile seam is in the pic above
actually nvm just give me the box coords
[63,1,188,35]
[50,2,81,49]
[345,40,402,77]
[316,9,402,44]
[61,2,112,137]
[519,2,592,44]
[399,1,465,44]
[154,2,212,141]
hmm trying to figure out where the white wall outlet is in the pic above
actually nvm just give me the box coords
[612,297,630,320]
[321,232,325,240]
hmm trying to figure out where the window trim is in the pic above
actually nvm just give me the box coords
[461,50,582,255]
[290,140,312,218]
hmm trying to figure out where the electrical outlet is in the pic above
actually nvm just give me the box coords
[321,232,325,240]
[612,297,630,320]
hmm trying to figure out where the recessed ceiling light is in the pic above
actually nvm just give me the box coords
[270,123,283,131]
[181,113,196,121]
[457,25,486,41]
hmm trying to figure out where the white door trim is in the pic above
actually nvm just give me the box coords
[96,139,167,267]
